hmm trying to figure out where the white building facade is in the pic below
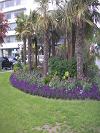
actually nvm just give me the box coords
[0,0,37,57]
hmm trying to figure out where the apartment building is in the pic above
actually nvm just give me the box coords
[0,0,37,57]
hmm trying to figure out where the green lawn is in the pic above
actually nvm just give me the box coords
[0,72,100,133]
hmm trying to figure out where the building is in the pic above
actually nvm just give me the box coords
[0,0,56,57]
[0,0,38,57]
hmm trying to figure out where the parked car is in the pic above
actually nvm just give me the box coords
[1,57,13,70]
[0,57,3,68]
[8,56,17,65]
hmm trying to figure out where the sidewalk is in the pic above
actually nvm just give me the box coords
[0,70,13,73]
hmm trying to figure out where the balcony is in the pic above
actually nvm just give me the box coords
[2,5,26,13]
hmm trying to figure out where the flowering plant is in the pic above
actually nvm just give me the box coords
[10,73,100,100]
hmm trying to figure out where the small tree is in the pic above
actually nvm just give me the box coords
[0,12,8,45]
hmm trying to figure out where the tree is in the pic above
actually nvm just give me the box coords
[55,0,99,79]
[0,12,8,45]
[55,0,76,60]
[29,11,39,68]
[15,13,28,65]
[32,34,38,67]
[23,17,34,73]
[35,0,51,76]
[16,11,38,72]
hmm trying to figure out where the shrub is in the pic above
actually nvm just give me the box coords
[23,64,29,72]
[10,67,100,100]
[42,75,52,85]
[13,62,23,72]
[49,75,61,89]
[63,80,76,90]
[49,76,76,90]
[63,71,70,80]
[75,80,92,90]
[83,53,99,81]
[49,57,77,79]
[15,69,42,85]
[92,76,100,90]
[67,58,77,77]
[13,69,92,91]
[49,57,67,78]
[86,64,99,82]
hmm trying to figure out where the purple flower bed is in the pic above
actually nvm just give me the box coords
[10,73,100,100]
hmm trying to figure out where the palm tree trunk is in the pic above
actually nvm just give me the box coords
[67,31,72,60]
[49,44,51,58]
[75,19,84,79]
[28,36,32,73]
[51,40,55,56]
[64,24,68,59]
[35,39,38,67]
[43,6,49,77]
[23,37,26,65]
[72,23,76,57]
[51,31,56,56]
[43,31,49,76]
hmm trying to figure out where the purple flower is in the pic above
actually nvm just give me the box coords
[10,74,100,100]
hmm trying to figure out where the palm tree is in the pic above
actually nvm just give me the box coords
[55,1,76,60]
[55,0,99,79]
[23,20,34,73]
[53,5,68,59]
[16,14,33,73]
[35,0,51,76]
[15,13,28,65]
[44,11,60,57]
[75,0,100,79]
[29,11,39,68]
[16,11,38,72]
[50,10,63,57]
[32,33,38,67]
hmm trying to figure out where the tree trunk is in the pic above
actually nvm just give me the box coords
[75,20,84,79]
[67,31,72,60]
[49,44,51,58]
[35,38,38,68]
[43,7,49,77]
[72,23,76,57]
[51,31,56,56]
[28,36,32,73]
[64,25,68,59]
[51,41,55,56]
[23,37,26,65]
[43,31,49,76]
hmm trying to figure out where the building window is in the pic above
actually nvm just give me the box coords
[5,0,14,8]
[0,2,4,10]
[14,9,25,18]
[5,12,11,19]
[15,0,21,5]
[8,23,17,31]
[5,36,17,43]
[6,36,10,43]
[11,36,17,42]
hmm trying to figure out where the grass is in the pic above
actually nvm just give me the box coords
[0,72,100,133]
